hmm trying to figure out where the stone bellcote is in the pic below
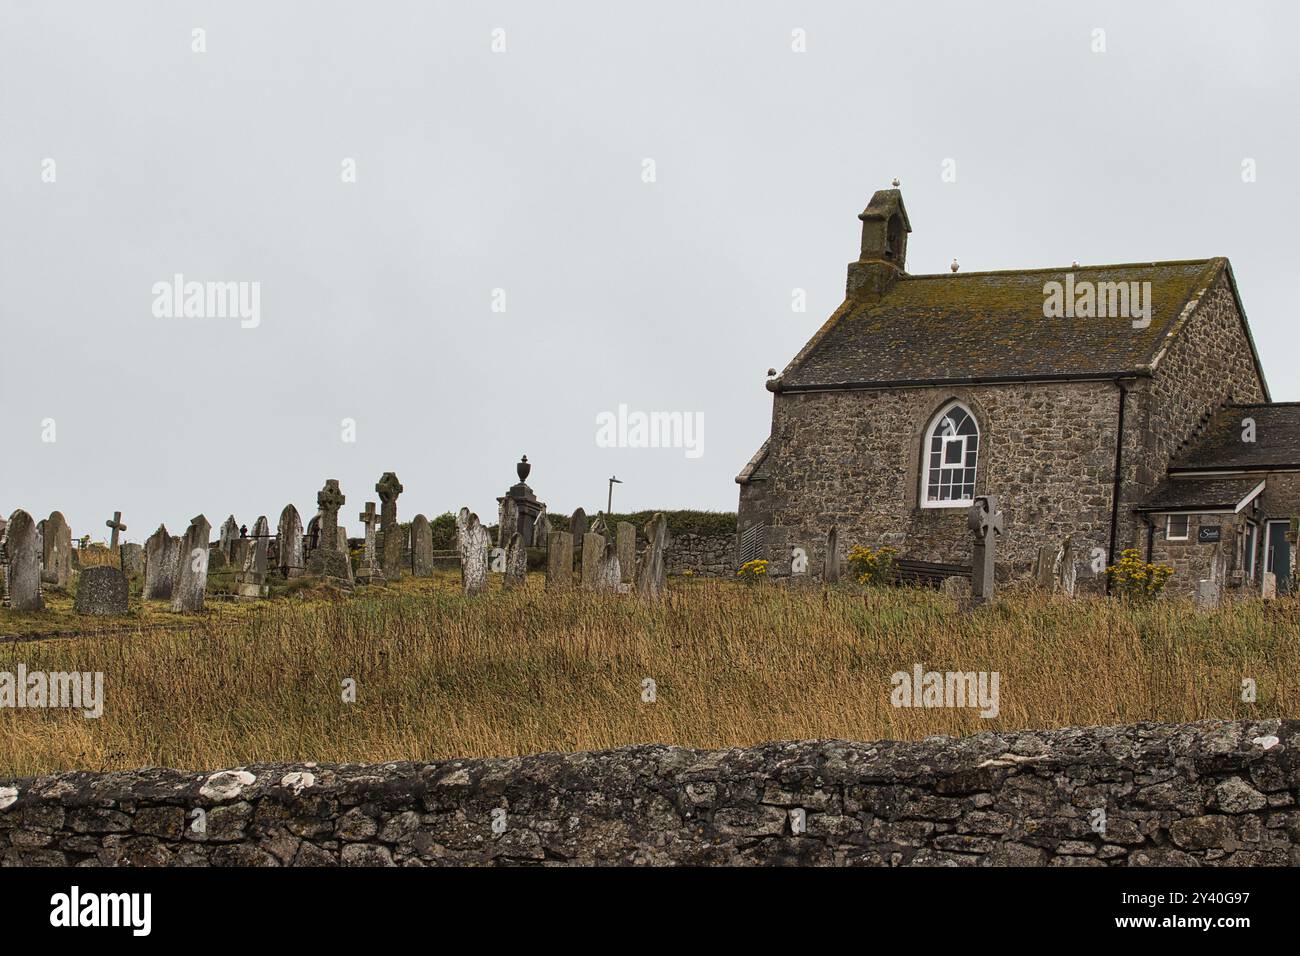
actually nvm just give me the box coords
[847,188,911,300]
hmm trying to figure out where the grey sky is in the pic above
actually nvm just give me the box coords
[3,1,1298,541]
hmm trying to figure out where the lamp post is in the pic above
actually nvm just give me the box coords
[607,476,623,515]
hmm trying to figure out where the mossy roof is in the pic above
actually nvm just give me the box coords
[780,258,1227,389]
[1137,476,1265,513]
[1169,404,1300,472]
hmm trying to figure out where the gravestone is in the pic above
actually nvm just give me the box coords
[120,543,145,576]
[358,501,382,583]
[456,507,492,596]
[229,538,251,570]
[636,513,668,600]
[534,510,551,553]
[581,532,606,589]
[1055,537,1077,597]
[5,509,44,610]
[376,472,404,579]
[1195,577,1221,610]
[546,531,574,591]
[967,494,1005,607]
[1261,572,1277,599]
[236,516,270,600]
[278,505,304,578]
[616,522,637,584]
[105,511,127,550]
[75,566,129,615]
[570,508,588,546]
[142,525,179,600]
[503,532,528,591]
[337,528,355,585]
[171,514,211,612]
[595,536,622,592]
[305,514,321,554]
[219,516,238,561]
[411,514,434,576]
[305,480,351,582]
[41,511,72,587]
[824,525,841,585]
[498,498,519,550]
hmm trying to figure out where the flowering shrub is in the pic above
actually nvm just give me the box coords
[847,546,898,587]
[1105,548,1174,599]
[737,559,769,585]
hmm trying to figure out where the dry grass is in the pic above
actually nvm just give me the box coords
[1,575,1295,779]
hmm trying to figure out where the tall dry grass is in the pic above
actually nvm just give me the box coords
[1,580,1295,778]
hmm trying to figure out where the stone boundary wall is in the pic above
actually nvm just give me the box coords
[664,531,734,578]
[0,720,1294,866]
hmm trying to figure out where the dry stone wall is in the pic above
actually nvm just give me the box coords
[1,720,1294,866]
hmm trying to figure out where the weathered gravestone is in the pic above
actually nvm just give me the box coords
[376,472,404,580]
[1033,536,1077,597]
[105,511,127,550]
[337,528,355,585]
[5,509,44,610]
[120,543,144,577]
[305,480,352,583]
[1261,572,1277,600]
[41,511,72,587]
[636,513,668,600]
[236,516,270,600]
[616,522,637,584]
[411,514,434,576]
[534,510,551,553]
[142,525,179,600]
[171,515,211,612]
[546,531,574,591]
[75,566,129,615]
[358,501,382,583]
[581,532,606,589]
[219,516,238,561]
[824,525,841,585]
[967,494,1005,607]
[503,532,528,591]
[229,537,251,570]
[456,507,492,596]
[278,505,304,578]
[595,536,622,592]
[498,498,519,550]
[570,508,588,550]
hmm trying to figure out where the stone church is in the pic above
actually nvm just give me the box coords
[737,188,1299,596]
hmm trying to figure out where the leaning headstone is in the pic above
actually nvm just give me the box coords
[171,514,211,612]
[616,522,637,584]
[376,472,404,579]
[119,543,144,576]
[967,494,1005,607]
[581,532,606,589]
[636,513,668,600]
[219,516,239,561]
[305,480,351,582]
[503,532,528,591]
[498,497,519,550]
[546,531,574,591]
[411,514,434,576]
[824,526,841,585]
[5,509,44,610]
[358,501,382,583]
[142,525,179,600]
[456,508,492,596]
[278,505,304,578]
[75,566,129,615]
[236,516,271,600]
[41,511,73,587]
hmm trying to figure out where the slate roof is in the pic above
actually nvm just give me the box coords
[1136,477,1265,513]
[1169,404,1300,473]
[779,258,1241,390]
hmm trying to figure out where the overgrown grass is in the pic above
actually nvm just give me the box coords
[0,576,1295,778]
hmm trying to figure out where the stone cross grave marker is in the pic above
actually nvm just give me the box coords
[967,494,1005,606]
[306,480,351,582]
[359,501,381,580]
[105,511,127,550]
[376,472,404,579]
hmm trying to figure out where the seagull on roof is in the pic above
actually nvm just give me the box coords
[950,259,959,273]
[891,178,900,187]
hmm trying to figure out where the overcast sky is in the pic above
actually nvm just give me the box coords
[3,1,1298,542]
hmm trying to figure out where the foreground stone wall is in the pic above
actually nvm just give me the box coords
[1,720,1294,866]
[664,531,734,578]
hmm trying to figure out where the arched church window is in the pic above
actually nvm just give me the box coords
[922,403,979,507]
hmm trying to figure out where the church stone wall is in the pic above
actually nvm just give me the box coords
[741,379,1121,586]
[2,720,1294,866]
